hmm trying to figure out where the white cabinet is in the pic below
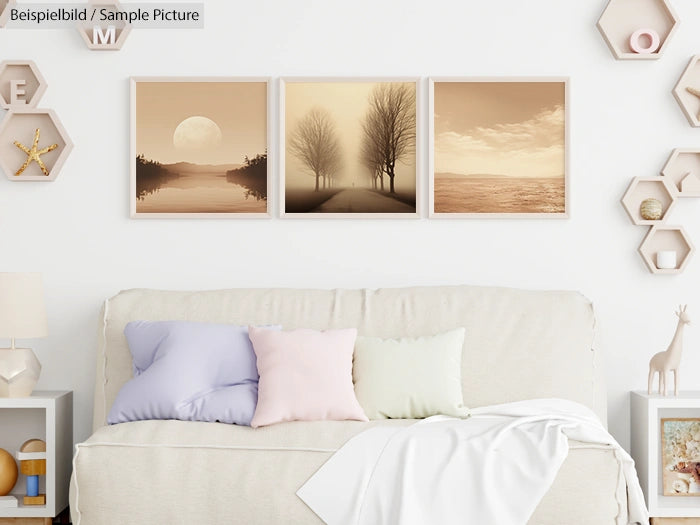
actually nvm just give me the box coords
[0,391,72,520]
[631,391,700,518]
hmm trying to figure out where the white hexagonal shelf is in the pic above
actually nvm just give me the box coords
[0,61,47,109]
[77,2,132,51]
[597,0,679,60]
[621,177,677,225]
[661,149,700,197]
[673,55,700,128]
[0,108,73,181]
[639,225,694,274]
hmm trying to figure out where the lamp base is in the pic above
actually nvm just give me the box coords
[0,348,41,397]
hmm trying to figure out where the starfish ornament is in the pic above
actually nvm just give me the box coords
[686,86,700,121]
[13,128,58,176]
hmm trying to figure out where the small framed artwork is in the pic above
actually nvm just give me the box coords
[130,77,270,218]
[280,77,420,218]
[429,78,569,218]
[661,418,700,496]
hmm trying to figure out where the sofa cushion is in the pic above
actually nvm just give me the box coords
[249,326,368,428]
[108,321,271,426]
[353,328,469,419]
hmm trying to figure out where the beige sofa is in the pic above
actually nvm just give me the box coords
[70,286,630,524]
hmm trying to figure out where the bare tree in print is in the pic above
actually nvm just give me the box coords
[288,108,342,192]
[362,84,415,194]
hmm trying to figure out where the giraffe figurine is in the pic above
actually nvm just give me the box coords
[648,305,691,396]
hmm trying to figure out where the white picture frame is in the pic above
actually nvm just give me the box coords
[429,77,570,219]
[280,77,422,219]
[130,76,271,219]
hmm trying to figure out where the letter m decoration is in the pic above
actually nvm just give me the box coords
[92,25,116,45]
[77,3,132,51]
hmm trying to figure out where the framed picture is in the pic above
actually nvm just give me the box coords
[661,418,700,496]
[429,78,569,218]
[130,77,270,218]
[280,77,420,218]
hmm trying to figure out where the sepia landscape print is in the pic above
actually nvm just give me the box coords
[132,79,268,217]
[432,80,566,216]
[283,80,417,216]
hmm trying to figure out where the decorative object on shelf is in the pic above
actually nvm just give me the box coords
[0,447,18,500]
[629,28,661,54]
[0,391,72,519]
[648,305,690,396]
[661,149,700,197]
[0,61,47,109]
[0,60,73,182]
[661,418,700,496]
[280,77,418,218]
[597,0,679,60]
[681,172,700,194]
[17,438,46,505]
[77,1,132,51]
[13,128,58,176]
[428,78,567,218]
[621,177,676,226]
[0,272,48,397]
[131,78,269,218]
[639,226,694,274]
[657,250,677,269]
[673,56,700,127]
[641,197,664,220]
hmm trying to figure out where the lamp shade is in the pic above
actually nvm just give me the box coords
[0,273,48,339]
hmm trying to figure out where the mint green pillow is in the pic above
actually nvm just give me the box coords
[352,328,469,420]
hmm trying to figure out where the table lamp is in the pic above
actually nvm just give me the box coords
[0,273,47,397]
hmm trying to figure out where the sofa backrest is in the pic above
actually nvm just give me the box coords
[92,286,604,430]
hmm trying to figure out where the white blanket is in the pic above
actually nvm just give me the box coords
[297,399,649,525]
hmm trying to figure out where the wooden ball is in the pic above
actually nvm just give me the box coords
[640,198,663,220]
[0,448,18,496]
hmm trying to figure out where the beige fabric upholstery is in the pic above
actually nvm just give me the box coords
[71,285,618,525]
[92,286,603,429]
[71,420,625,525]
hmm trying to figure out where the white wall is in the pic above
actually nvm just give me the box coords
[1,0,700,449]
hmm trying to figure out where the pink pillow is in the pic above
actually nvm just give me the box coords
[248,326,368,428]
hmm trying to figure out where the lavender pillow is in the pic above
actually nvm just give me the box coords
[108,321,276,426]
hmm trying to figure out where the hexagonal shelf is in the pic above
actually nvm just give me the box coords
[0,61,47,109]
[0,108,73,181]
[597,0,679,60]
[77,2,131,51]
[639,225,694,274]
[673,55,700,128]
[621,177,677,225]
[661,149,700,197]
[0,1,12,28]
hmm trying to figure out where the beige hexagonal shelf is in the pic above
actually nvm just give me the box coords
[597,0,679,60]
[661,149,700,197]
[0,61,47,109]
[673,55,700,128]
[639,225,694,274]
[621,177,677,225]
[77,2,132,51]
[0,108,73,181]
[0,1,12,28]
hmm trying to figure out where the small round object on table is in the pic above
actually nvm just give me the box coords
[640,198,663,221]
[0,448,18,496]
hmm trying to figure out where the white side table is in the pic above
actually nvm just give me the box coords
[631,391,700,522]
[0,391,72,524]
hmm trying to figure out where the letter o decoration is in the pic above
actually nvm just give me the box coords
[629,28,661,54]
